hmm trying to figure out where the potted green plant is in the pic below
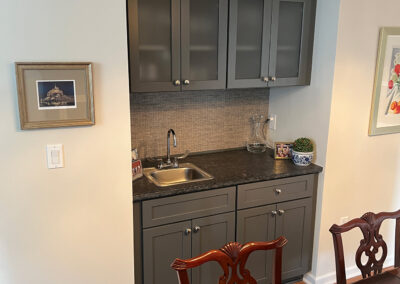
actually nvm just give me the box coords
[292,138,314,166]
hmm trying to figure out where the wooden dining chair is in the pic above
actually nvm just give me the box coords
[170,236,287,284]
[329,210,400,284]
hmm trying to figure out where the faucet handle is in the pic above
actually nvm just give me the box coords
[175,150,190,160]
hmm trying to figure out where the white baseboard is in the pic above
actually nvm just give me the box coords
[302,257,394,284]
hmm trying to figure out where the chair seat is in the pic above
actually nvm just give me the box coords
[354,269,400,284]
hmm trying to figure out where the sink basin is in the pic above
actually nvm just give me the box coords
[143,163,213,187]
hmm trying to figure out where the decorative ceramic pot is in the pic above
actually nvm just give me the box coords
[292,150,313,166]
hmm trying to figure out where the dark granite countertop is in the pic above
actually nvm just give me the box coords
[132,148,323,202]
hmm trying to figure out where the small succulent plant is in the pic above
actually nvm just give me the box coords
[293,138,313,152]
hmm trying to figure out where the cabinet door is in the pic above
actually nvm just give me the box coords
[191,212,235,284]
[128,0,181,92]
[237,205,276,284]
[275,198,313,281]
[227,0,273,89]
[268,0,316,87]
[143,221,191,284]
[181,0,228,90]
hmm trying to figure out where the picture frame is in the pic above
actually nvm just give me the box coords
[15,62,94,130]
[274,142,293,160]
[369,27,400,136]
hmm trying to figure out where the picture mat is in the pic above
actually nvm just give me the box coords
[376,35,400,128]
[36,80,77,110]
[23,69,88,122]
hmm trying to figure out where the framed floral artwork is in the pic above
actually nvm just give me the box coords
[15,62,94,130]
[369,27,400,135]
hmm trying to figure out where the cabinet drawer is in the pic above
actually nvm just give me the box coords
[237,175,314,209]
[142,187,236,228]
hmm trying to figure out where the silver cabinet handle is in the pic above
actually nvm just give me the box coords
[183,79,190,85]
[278,209,285,215]
[184,228,192,235]
[262,77,269,82]
[271,210,277,216]
[275,188,282,194]
[193,226,201,233]
[173,80,181,86]
[270,76,276,81]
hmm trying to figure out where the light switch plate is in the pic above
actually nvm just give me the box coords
[46,144,64,169]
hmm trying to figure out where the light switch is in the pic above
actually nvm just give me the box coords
[46,144,64,169]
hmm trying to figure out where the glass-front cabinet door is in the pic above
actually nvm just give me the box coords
[128,0,181,92]
[227,0,273,89]
[268,0,315,87]
[181,0,228,90]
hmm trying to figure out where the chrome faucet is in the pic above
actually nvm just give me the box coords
[167,129,177,164]
[158,129,178,169]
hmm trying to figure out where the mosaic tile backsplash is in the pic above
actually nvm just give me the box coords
[130,88,269,158]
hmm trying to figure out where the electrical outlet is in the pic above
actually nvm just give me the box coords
[339,216,349,225]
[268,114,277,130]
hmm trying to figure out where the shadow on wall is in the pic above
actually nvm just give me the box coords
[130,89,270,158]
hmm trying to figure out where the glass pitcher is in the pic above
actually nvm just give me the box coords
[247,114,267,153]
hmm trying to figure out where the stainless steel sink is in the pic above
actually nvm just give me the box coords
[143,163,213,187]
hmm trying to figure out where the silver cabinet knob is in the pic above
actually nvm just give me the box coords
[278,209,285,215]
[183,79,190,85]
[173,80,181,86]
[270,76,276,81]
[184,228,192,235]
[271,210,277,216]
[193,226,201,233]
[275,188,282,194]
[262,77,269,82]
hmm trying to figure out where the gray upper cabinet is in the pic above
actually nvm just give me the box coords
[228,0,316,88]
[227,0,273,89]
[128,0,228,92]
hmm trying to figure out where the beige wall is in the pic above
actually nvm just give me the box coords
[0,1,134,284]
[314,0,400,282]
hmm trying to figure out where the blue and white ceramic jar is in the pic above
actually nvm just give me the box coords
[292,150,313,166]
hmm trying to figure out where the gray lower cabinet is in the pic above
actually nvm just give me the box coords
[143,221,192,284]
[237,204,276,284]
[237,198,313,283]
[191,213,235,284]
[276,198,313,280]
[134,175,317,284]
[142,212,235,284]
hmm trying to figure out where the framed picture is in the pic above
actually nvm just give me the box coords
[369,27,400,135]
[15,62,94,130]
[274,142,293,159]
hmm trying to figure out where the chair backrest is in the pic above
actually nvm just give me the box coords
[329,210,400,284]
[171,236,287,284]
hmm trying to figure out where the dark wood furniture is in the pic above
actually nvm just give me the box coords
[171,236,288,284]
[329,210,400,284]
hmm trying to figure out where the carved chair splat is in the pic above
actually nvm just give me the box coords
[329,210,400,284]
[171,236,288,284]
